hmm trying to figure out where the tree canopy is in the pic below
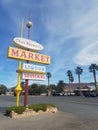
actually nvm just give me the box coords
[0,84,8,95]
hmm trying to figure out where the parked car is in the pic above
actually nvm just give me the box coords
[83,91,97,97]
[52,92,64,96]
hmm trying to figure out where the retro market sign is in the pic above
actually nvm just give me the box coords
[13,37,44,51]
[23,63,46,73]
[7,47,50,64]
[22,73,46,80]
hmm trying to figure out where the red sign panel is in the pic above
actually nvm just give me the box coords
[22,73,46,80]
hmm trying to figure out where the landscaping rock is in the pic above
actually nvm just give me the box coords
[9,107,58,118]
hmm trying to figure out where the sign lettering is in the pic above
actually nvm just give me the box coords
[23,63,46,72]
[22,73,46,80]
[8,47,50,64]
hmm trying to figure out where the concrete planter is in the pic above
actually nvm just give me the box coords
[9,107,58,119]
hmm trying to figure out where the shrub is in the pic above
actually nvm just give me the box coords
[28,103,55,112]
[28,103,47,112]
[6,103,56,115]
[6,106,26,115]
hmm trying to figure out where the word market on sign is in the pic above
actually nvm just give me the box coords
[7,47,50,65]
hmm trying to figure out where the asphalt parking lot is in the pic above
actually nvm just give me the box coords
[0,95,98,130]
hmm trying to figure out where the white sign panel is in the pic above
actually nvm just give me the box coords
[22,73,46,80]
[23,63,46,72]
[13,37,44,51]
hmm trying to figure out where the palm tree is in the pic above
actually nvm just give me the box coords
[67,70,72,83]
[89,64,98,92]
[75,66,83,88]
[46,72,52,95]
[70,75,74,83]
[70,75,74,92]
[46,72,52,87]
[75,66,83,95]
[67,70,72,93]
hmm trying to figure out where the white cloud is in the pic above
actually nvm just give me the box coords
[71,3,98,66]
[41,1,98,82]
[74,41,98,65]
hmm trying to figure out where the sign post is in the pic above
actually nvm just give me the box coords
[24,20,32,107]
[14,20,24,107]
[7,19,50,107]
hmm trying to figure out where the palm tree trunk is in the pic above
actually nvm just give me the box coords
[69,79,71,94]
[48,78,51,96]
[93,70,97,92]
[78,74,80,87]
[78,74,82,95]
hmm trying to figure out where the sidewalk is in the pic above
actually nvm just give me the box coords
[0,111,98,130]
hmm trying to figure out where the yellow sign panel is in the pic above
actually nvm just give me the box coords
[7,47,50,64]
[16,69,46,74]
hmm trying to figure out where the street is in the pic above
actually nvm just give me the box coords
[0,95,98,130]
[0,95,98,118]
[27,96,98,119]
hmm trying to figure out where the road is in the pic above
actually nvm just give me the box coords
[0,95,98,130]
[27,96,98,119]
[0,95,98,119]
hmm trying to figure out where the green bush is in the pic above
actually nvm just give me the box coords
[28,103,55,112]
[28,103,47,112]
[6,103,56,115]
[6,106,26,115]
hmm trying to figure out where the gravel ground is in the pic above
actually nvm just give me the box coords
[0,111,98,130]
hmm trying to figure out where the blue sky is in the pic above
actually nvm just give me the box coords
[1,0,98,88]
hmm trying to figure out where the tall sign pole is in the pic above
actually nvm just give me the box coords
[24,16,32,106]
[15,20,24,107]
[7,15,50,107]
